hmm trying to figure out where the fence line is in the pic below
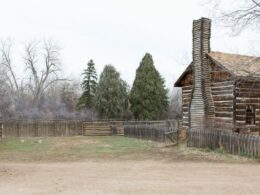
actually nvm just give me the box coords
[1,120,180,143]
[188,129,260,158]
[2,120,83,137]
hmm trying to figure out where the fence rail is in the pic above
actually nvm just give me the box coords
[2,120,83,137]
[188,129,260,158]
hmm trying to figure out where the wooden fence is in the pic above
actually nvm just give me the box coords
[124,120,179,146]
[83,121,124,136]
[188,129,260,158]
[2,120,83,137]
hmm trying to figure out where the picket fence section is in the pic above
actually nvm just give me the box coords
[124,120,179,146]
[188,129,260,158]
[2,120,83,137]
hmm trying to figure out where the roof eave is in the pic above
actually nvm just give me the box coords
[174,62,192,87]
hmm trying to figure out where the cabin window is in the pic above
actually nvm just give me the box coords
[246,105,255,125]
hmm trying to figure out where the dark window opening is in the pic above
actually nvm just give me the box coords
[246,105,255,125]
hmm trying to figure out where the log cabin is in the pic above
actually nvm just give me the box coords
[174,17,260,135]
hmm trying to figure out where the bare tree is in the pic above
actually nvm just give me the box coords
[24,40,66,105]
[168,89,182,119]
[205,0,260,34]
[0,40,19,93]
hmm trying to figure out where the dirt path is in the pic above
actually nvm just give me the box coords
[1,160,260,195]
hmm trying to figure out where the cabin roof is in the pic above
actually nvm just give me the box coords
[174,51,260,87]
[207,51,260,77]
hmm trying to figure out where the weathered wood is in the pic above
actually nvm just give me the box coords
[213,95,234,101]
[237,92,260,98]
[3,120,83,137]
[211,71,233,82]
[188,129,260,158]
[182,85,193,91]
[124,120,178,145]
[212,90,233,96]
[83,121,124,136]
[211,85,233,91]
[215,112,233,118]
[211,81,234,87]
[189,18,215,129]
[215,107,233,112]
[214,101,233,107]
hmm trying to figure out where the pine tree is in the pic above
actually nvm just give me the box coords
[94,65,128,119]
[130,53,168,120]
[77,60,97,110]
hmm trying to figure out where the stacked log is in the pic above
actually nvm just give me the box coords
[83,121,124,136]
[182,85,192,128]
[190,18,215,129]
[211,80,234,130]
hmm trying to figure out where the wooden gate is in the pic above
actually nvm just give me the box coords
[164,131,178,146]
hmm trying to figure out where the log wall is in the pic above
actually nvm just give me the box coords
[235,81,260,135]
[211,80,234,130]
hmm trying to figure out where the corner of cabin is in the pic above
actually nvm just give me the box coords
[174,63,193,87]
[174,63,193,129]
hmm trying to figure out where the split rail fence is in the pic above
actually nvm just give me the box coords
[188,129,260,158]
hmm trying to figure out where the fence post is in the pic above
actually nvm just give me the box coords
[65,121,68,137]
[82,122,84,136]
[0,122,3,139]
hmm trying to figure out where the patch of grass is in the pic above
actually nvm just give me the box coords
[0,138,52,152]
[74,136,154,155]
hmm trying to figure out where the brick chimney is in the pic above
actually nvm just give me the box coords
[189,18,215,129]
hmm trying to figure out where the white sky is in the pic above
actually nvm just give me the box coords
[0,0,259,89]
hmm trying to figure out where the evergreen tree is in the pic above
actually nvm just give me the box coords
[77,60,97,110]
[95,65,128,119]
[130,53,168,120]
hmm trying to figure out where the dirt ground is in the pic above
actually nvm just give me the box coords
[1,137,260,194]
[1,160,260,195]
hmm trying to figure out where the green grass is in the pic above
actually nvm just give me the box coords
[74,136,153,154]
[0,136,155,161]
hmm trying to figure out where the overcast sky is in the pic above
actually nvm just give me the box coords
[0,0,259,90]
